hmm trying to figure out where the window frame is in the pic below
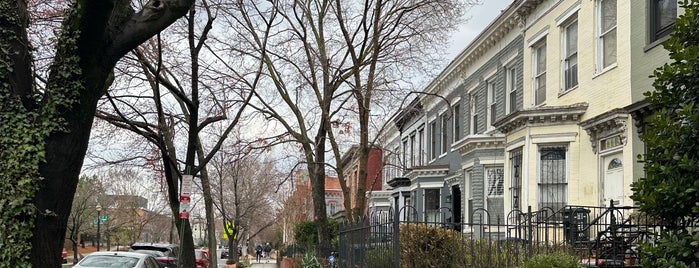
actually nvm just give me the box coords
[597,0,617,71]
[441,113,449,155]
[509,149,523,211]
[649,0,677,43]
[470,92,479,135]
[486,78,497,130]
[532,40,547,106]
[537,146,568,217]
[453,103,461,142]
[418,128,424,165]
[506,65,518,114]
[561,15,578,91]
[430,121,437,160]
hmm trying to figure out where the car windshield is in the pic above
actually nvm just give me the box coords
[79,255,139,267]
[195,251,205,258]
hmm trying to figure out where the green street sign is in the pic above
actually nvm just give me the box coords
[100,215,109,221]
[93,219,98,225]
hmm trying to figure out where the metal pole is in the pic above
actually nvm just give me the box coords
[393,197,400,268]
[97,204,102,251]
[97,212,101,251]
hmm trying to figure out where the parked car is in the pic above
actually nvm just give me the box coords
[195,249,211,268]
[73,251,162,268]
[130,243,179,268]
[62,247,68,263]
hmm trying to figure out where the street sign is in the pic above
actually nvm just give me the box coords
[93,219,98,225]
[181,175,193,197]
[223,222,237,240]
[100,215,109,221]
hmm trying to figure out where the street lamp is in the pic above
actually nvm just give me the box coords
[96,204,102,251]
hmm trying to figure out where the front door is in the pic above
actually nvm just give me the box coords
[603,154,624,207]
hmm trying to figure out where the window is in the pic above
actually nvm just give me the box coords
[538,147,567,218]
[424,189,440,222]
[486,167,505,223]
[453,104,461,142]
[650,0,677,42]
[533,40,547,105]
[441,114,449,154]
[487,79,497,129]
[466,171,473,222]
[409,134,415,167]
[562,16,578,90]
[470,92,479,134]
[597,0,617,70]
[418,129,424,165]
[430,122,437,159]
[506,66,518,114]
[510,149,523,211]
[402,139,408,168]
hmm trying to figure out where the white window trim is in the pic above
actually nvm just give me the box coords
[440,112,449,156]
[486,77,497,131]
[469,91,479,135]
[555,1,581,26]
[452,103,461,143]
[504,59,518,115]
[596,0,617,73]
[532,40,547,107]
[560,14,579,92]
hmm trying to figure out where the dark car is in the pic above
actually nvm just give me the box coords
[130,243,179,268]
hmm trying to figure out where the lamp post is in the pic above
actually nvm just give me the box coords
[96,204,102,251]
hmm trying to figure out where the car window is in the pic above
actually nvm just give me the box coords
[145,257,160,268]
[79,255,139,267]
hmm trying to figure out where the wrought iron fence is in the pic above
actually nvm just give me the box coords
[339,202,669,268]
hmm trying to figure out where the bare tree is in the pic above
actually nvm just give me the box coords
[209,143,281,264]
[92,1,262,266]
[66,176,104,264]
[2,0,193,266]
[210,1,469,255]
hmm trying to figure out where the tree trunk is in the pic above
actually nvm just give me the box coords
[18,2,194,265]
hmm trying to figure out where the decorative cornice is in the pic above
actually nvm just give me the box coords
[453,134,506,156]
[624,100,655,135]
[424,1,522,97]
[405,165,449,181]
[494,103,589,134]
[387,177,411,188]
[580,109,629,154]
[445,171,463,185]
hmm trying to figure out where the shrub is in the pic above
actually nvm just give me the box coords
[300,253,322,268]
[523,252,579,268]
[365,247,393,268]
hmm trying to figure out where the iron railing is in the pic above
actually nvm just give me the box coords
[339,201,669,268]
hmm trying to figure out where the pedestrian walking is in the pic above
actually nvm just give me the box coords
[255,244,263,263]
[263,243,272,263]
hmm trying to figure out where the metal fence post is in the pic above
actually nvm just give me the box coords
[527,205,533,257]
[393,201,400,268]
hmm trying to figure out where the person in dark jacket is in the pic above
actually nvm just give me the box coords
[255,244,263,263]
[263,243,272,263]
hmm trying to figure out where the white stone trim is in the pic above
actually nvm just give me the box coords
[527,26,549,47]
[531,132,578,144]
[555,1,581,26]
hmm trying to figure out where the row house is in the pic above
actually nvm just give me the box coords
[373,1,524,230]
[371,0,678,236]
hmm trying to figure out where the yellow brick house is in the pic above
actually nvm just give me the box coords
[494,0,678,215]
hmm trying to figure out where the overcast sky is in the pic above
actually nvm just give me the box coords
[445,1,513,63]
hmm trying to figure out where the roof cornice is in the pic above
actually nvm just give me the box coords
[494,103,589,134]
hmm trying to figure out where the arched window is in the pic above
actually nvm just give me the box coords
[607,158,622,170]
